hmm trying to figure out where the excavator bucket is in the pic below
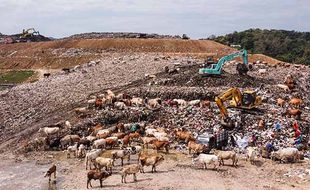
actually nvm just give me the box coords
[236,62,249,75]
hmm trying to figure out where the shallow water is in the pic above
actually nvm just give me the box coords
[0,161,59,190]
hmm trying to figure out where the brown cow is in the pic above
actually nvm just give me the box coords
[87,170,111,189]
[258,119,265,130]
[116,123,125,132]
[88,124,103,136]
[112,132,126,139]
[95,98,105,109]
[139,154,164,173]
[152,140,169,153]
[200,100,211,108]
[129,132,141,141]
[285,109,302,120]
[188,141,205,155]
[277,98,285,107]
[174,129,195,143]
[119,135,131,147]
[289,98,303,108]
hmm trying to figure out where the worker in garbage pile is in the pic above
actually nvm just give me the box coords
[274,121,282,132]
[293,121,299,131]
[249,134,257,146]
[216,127,229,150]
[266,140,275,153]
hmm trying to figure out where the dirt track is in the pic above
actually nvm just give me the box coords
[0,150,309,190]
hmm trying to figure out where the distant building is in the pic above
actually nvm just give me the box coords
[230,44,241,48]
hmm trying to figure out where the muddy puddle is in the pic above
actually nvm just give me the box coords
[0,160,60,190]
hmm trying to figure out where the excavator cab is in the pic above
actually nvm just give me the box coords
[242,91,256,106]
[202,57,215,68]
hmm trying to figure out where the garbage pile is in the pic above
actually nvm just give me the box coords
[64,32,181,40]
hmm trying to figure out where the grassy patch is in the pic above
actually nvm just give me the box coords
[0,70,35,84]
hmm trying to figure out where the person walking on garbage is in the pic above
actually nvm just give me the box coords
[216,127,228,150]
[275,121,281,132]
[292,121,302,145]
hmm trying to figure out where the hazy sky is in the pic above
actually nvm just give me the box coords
[0,0,309,39]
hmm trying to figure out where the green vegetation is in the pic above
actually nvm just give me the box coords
[0,70,35,84]
[210,29,310,65]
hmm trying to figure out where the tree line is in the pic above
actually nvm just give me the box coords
[209,29,310,65]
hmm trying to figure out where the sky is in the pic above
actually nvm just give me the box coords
[0,0,309,39]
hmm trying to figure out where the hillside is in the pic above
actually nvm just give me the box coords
[0,38,280,70]
[211,28,310,65]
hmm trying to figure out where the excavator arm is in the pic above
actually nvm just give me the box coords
[214,88,243,119]
[199,49,248,75]
[20,28,40,39]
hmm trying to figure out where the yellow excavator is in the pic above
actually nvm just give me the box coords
[215,88,262,126]
[20,28,40,39]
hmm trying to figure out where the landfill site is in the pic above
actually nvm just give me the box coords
[0,31,310,190]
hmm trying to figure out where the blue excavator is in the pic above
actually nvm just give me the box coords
[199,49,249,75]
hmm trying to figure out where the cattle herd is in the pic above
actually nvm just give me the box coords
[36,89,306,188]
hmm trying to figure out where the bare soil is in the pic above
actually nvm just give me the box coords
[0,150,309,190]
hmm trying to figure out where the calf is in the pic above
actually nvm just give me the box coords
[95,157,114,173]
[67,143,78,158]
[85,149,105,170]
[111,149,131,166]
[44,164,56,183]
[192,154,218,170]
[139,154,164,173]
[211,149,238,166]
[96,129,111,139]
[188,141,206,155]
[277,98,285,107]
[43,73,51,78]
[121,164,143,183]
[246,147,258,164]
[77,144,86,158]
[87,170,111,189]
